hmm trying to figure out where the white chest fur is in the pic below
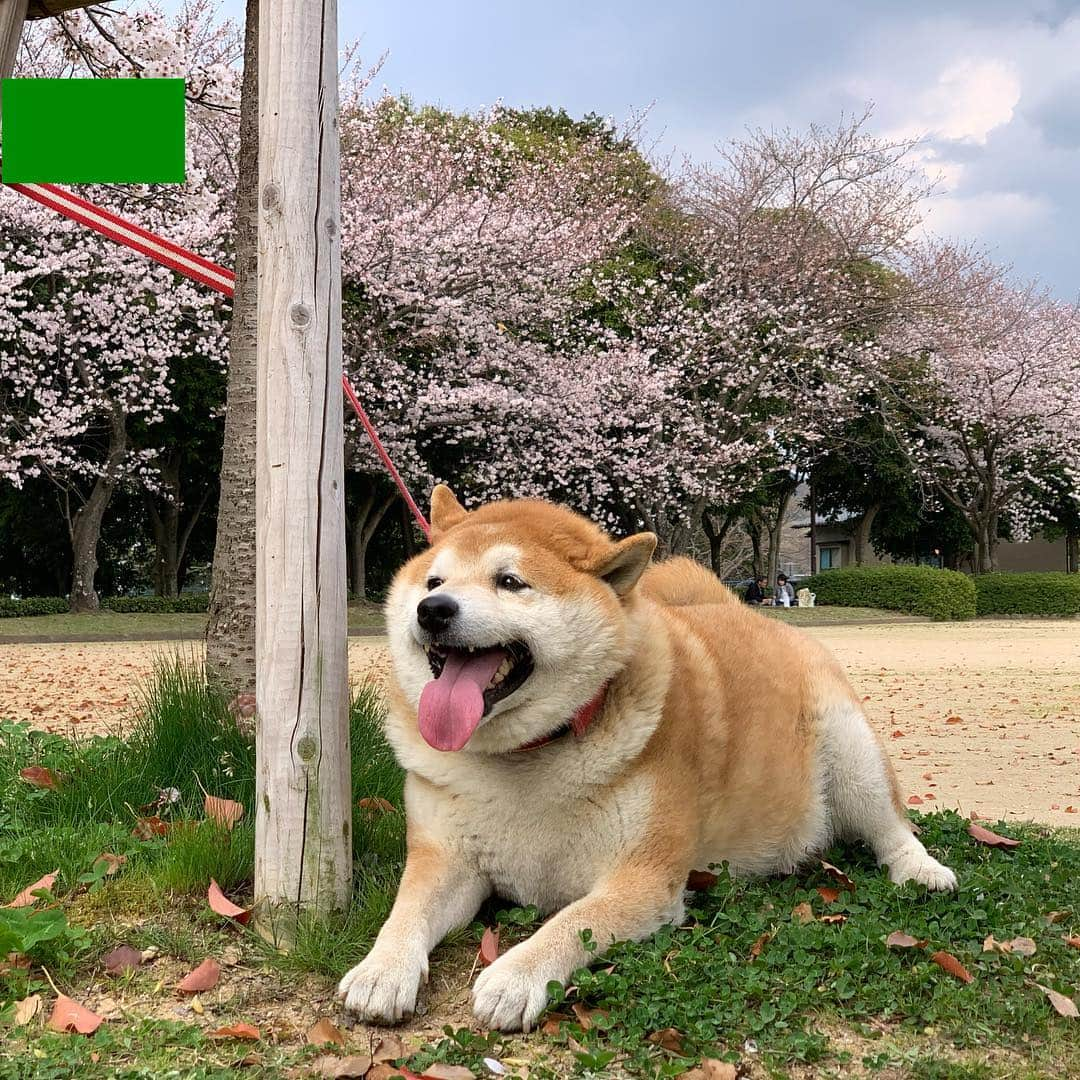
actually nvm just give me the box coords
[404,746,654,913]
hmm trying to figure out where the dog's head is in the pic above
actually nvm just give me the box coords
[385,486,657,754]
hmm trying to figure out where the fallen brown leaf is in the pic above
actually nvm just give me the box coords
[541,1011,573,1035]
[479,926,500,967]
[945,716,963,724]
[357,796,397,816]
[968,823,1021,849]
[1008,937,1037,957]
[14,994,42,1026]
[570,1001,608,1031]
[19,765,59,789]
[820,861,855,891]
[369,1068,421,1080]
[422,1066,476,1080]
[1062,935,1080,950]
[207,1022,261,1040]
[132,816,170,841]
[907,795,924,805]
[93,853,127,877]
[314,1055,373,1079]
[678,1061,739,1080]
[47,995,103,1034]
[749,931,771,960]
[371,1035,405,1063]
[931,950,973,983]
[208,879,251,925]
[177,957,221,994]
[306,1017,346,1047]
[887,931,927,949]
[204,795,245,830]
[792,902,815,924]
[103,945,143,975]
[647,1027,686,1054]
[816,886,840,904]
[821,913,847,925]
[1044,911,1070,924]
[6,870,58,908]
[1035,984,1078,1018]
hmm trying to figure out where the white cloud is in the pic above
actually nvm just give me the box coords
[922,190,1052,239]
[915,58,1021,145]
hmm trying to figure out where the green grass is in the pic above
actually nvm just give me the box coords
[2,665,1079,1078]
[0,660,403,991]
[0,1018,331,1079]
[0,601,384,642]
[762,605,930,625]
[0,610,210,640]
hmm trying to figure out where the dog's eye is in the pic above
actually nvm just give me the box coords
[496,573,527,592]
[426,576,444,591]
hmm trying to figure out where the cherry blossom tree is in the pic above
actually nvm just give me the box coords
[574,113,931,559]
[335,96,651,591]
[883,248,1080,573]
[0,3,239,609]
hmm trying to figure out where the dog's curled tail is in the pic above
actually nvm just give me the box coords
[639,557,739,608]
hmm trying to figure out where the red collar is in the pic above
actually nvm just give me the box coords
[511,681,609,753]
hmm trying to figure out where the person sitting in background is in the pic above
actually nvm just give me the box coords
[744,576,767,605]
[776,573,795,607]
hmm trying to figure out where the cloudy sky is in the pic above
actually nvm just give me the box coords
[170,0,1080,297]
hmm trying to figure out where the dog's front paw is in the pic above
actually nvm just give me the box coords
[337,950,425,1023]
[471,955,552,1033]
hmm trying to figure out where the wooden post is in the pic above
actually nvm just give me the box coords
[0,0,27,88]
[255,0,351,940]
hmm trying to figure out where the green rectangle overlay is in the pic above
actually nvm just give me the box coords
[2,78,185,184]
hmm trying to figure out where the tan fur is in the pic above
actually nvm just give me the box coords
[339,492,956,1031]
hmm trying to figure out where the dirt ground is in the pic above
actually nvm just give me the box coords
[1,620,1077,826]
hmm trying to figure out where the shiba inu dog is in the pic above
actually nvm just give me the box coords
[338,487,956,1032]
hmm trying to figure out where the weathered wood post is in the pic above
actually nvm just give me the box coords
[0,0,27,89]
[255,0,351,940]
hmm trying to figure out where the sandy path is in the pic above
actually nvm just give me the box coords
[804,621,1080,828]
[2,620,1077,825]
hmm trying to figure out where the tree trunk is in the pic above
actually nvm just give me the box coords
[254,0,351,936]
[205,0,259,693]
[348,486,395,600]
[852,501,881,567]
[701,511,735,575]
[809,480,818,575]
[972,516,998,574]
[746,512,765,581]
[146,457,181,597]
[765,481,796,592]
[145,459,210,597]
[1067,527,1078,574]
[68,407,126,613]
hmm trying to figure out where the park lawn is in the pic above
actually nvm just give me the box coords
[763,605,929,626]
[2,664,1079,1079]
[0,601,385,642]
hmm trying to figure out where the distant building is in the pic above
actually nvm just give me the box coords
[792,514,1072,573]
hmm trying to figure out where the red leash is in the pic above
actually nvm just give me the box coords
[4,178,432,540]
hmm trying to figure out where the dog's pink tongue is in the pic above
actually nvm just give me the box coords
[418,648,507,751]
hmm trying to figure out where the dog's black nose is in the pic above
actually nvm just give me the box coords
[417,594,459,633]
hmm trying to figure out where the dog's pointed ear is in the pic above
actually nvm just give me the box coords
[430,484,468,538]
[591,533,657,596]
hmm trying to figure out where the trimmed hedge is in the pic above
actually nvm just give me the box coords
[103,594,210,614]
[974,572,1080,616]
[0,596,69,618]
[802,565,976,621]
